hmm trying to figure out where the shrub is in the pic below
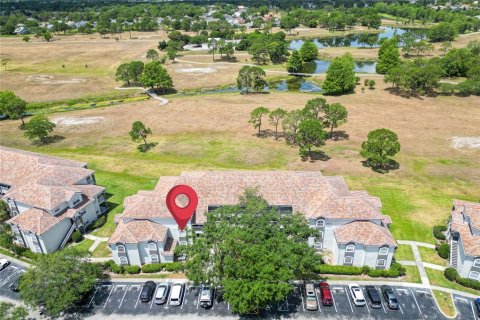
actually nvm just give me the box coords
[164,262,184,273]
[142,263,164,273]
[437,244,450,259]
[20,249,38,260]
[102,260,115,271]
[444,267,458,281]
[111,264,124,274]
[125,265,141,274]
[433,225,447,240]
[367,263,405,278]
[315,264,365,275]
[87,215,107,231]
[71,230,83,243]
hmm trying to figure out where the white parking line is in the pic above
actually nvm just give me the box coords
[181,296,186,309]
[300,289,305,312]
[454,296,469,302]
[416,289,429,294]
[150,291,156,309]
[398,302,404,314]
[331,290,338,313]
[118,285,129,309]
[470,300,477,320]
[345,287,354,313]
[87,286,99,307]
[103,285,114,308]
[134,287,142,309]
[0,270,19,287]
[411,289,422,315]
[196,289,201,310]
[315,288,321,313]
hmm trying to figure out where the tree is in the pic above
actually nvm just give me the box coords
[166,46,177,62]
[0,200,9,223]
[220,43,235,60]
[267,41,289,63]
[296,119,328,159]
[249,40,270,65]
[115,63,132,86]
[280,16,299,35]
[141,61,173,94]
[43,32,52,42]
[287,50,302,73]
[299,41,318,63]
[181,188,321,314]
[360,128,400,170]
[428,22,457,42]
[129,121,152,149]
[249,106,269,136]
[269,108,287,140]
[0,91,27,125]
[24,114,55,144]
[22,36,30,42]
[368,79,376,89]
[236,66,267,94]
[158,40,168,50]
[146,49,160,61]
[0,302,28,320]
[20,248,102,317]
[440,41,452,56]
[302,97,327,120]
[323,103,348,138]
[376,41,400,74]
[208,38,217,61]
[282,109,304,144]
[322,54,356,95]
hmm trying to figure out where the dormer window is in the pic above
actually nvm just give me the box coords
[117,244,125,252]
[148,242,157,251]
[474,259,480,268]
[73,198,80,206]
[346,244,355,253]
[316,219,325,227]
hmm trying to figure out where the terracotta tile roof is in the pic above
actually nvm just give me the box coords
[119,171,383,223]
[108,220,168,244]
[7,208,68,235]
[451,200,480,256]
[334,221,397,247]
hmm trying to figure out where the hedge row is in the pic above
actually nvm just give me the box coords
[315,263,406,278]
[102,260,184,274]
[444,268,480,291]
[433,226,447,241]
[437,244,450,259]
[142,263,166,273]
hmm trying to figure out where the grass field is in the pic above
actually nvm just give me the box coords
[418,247,448,266]
[73,238,95,254]
[432,290,456,318]
[394,245,415,261]
[426,268,480,295]
[0,78,478,243]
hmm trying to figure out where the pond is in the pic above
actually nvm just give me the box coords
[300,60,377,74]
[177,78,322,95]
[289,27,426,49]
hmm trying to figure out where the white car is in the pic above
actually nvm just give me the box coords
[0,259,10,271]
[348,283,366,306]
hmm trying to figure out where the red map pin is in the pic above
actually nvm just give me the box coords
[166,185,198,231]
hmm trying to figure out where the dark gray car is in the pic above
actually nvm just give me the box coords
[381,285,399,310]
[140,281,156,303]
[365,285,382,309]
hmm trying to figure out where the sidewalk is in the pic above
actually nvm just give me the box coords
[84,234,109,253]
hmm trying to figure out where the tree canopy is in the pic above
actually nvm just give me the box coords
[20,248,102,317]
[0,90,27,125]
[322,53,356,95]
[129,120,152,148]
[141,61,173,93]
[181,188,321,314]
[287,50,302,73]
[236,66,267,94]
[249,106,269,135]
[360,128,401,170]
[299,41,318,63]
[24,114,55,143]
[296,119,328,159]
[376,39,400,75]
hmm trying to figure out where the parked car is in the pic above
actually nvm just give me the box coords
[0,259,10,271]
[154,283,170,305]
[140,281,156,303]
[9,276,22,292]
[365,285,382,309]
[169,282,185,306]
[305,283,318,311]
[474,298,480,318]
[348,283,366,306]
[319,282,333,306]
[381,285,399,310]
[199,285,213,308]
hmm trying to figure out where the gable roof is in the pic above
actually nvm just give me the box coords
[334,221,397,247]
[7,208,68,235]
[451,199,480,257]
[108,220,169,244]
[119,171,384,224]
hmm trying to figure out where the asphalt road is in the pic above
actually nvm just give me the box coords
[1,263,478,320]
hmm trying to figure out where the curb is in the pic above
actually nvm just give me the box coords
[431,290,457,319]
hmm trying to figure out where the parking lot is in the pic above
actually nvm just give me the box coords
[0,261,25,301]
[1,266,478,320]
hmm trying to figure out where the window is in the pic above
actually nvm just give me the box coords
[119,256,128,265]
[379,247,389,256]
[151,254,159,263]
[316,219,325,227]
[148,242,157,251]
[318,231,324,238]
[473,259,480,268]
[314,239,323,250]
[376,259,386,267]
[468,271,480,281]
[346,244,355,253]
[117,244,125,252]
[344,256,353,264]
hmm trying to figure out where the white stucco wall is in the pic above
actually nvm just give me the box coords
[39,219,73,253]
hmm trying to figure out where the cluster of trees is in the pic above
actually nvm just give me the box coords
[322,53,357,95]
[180,188,322,314]
[116,60,173,93]
[287,41,319,72]
[236,66,267,93]
[236,31,290,64]
[249,97,348,159]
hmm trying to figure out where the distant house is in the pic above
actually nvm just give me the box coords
[13,24,28,35]
[109,171,396,267]
[448,200,480,281]
[1,147,108,254]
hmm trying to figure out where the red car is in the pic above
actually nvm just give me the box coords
[319,282,333,306]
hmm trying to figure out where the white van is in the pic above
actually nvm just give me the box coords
[169,282,185,306]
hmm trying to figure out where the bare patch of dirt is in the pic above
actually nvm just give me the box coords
[175,67,217,74]
[450,137,480,150]
[52,116,107,126]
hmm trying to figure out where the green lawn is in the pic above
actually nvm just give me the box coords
[426,268,480,295]
[92,242,112,258]
[73,239,95,254]
[395,245,415,261]
[418,246,448,266]
[432,290,456,318]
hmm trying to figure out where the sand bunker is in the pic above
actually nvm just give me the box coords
[450,137,480,149]
[52,117,106,126]
[26,74,86,85]
[175,67,217,74]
